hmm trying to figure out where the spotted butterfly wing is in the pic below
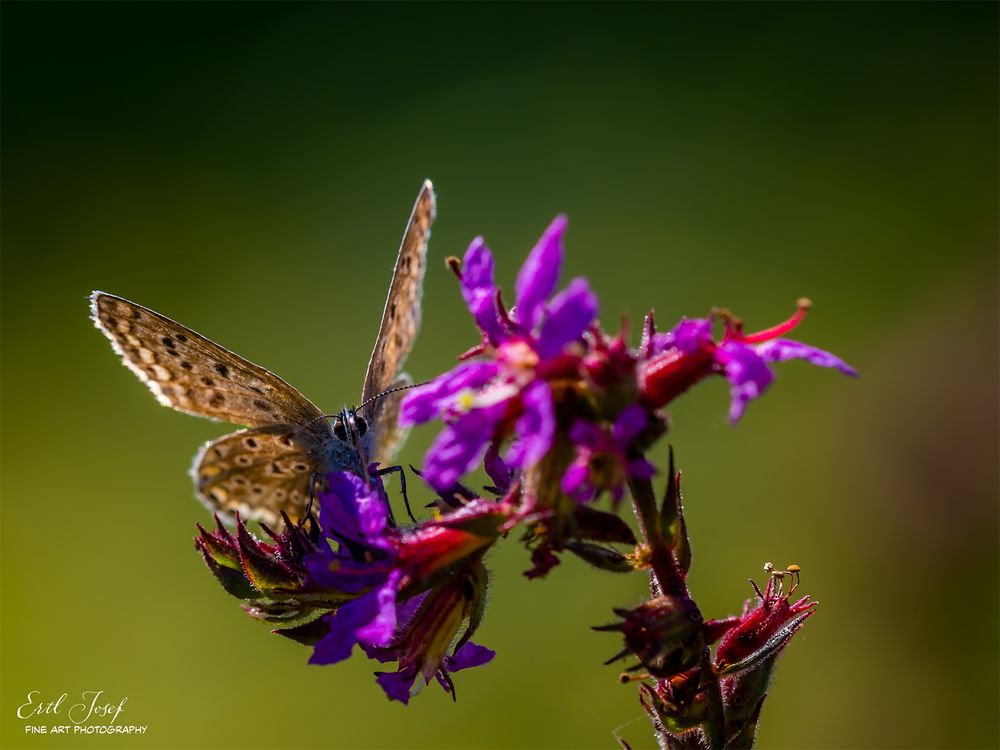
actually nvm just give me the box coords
[91,180,436,525]
[361,179,435,464]
[90,292,336,524]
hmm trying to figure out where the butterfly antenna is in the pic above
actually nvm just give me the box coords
[357,380,428,412]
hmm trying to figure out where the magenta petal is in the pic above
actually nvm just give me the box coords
[483,441,512,492]
[423,402,507,490]
[399,361,499,426]
[375,667,418,704]
[627,457,657,481]
[718,342,774,423]
[561,458,595,502]
[568,419,602,447]
[515,215,567,332]
[753,338,859,377]
[505,381,555,469]
[536,277,598,359]
[447,641,496,672]
[461,238,505,342]
[355,570,401,647]
[354,481,388,541]
[309,589,381,665]
[653,317,713,354]
[612,404,648,445]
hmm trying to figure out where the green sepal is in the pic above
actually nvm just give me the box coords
[573,506,637,545]
[565,541,634,573]
[659,448,692,575]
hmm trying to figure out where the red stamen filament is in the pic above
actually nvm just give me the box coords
[741,298,812,344]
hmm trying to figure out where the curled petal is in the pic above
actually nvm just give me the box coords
[399,361,499,426]
[536,277,598,359]
[505,381,555,469]
[515,215,567,332]
[754,338,859,377]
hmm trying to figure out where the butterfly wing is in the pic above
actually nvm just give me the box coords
[360,180,435,451]
[91,292,326,428]
[192,424,326,525]
[368,374,413,465]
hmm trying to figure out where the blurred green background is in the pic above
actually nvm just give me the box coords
[2,3,997,749]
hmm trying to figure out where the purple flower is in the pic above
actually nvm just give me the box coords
[401,216,598,491]
[640,300,858,421]
[304,472,506,701]
[366,562,494,703]
[561,405,657,503]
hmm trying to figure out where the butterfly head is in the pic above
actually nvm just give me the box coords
[332,407,369,444]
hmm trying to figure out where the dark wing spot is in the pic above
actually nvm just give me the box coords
[249,385,263,395]
[279,433,294,447]
[215,363,230,378]
[175,334,188,342]
[389,302,397,319]
[235,455,251,466]
[201,376,215,386]
[180,361,193,370]
[161,337,175,349]
[234,476,247,486]
[209,393,225,407]
[270,462,284,475]
[166,349,180,357]
[293,463,307,472]
[245,437,258,449]
[252,486,264,495]
[131,309,142,320]
[253,399,273,412]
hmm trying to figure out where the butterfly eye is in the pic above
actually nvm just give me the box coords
[333,418,348,441]
[355,416,369,437]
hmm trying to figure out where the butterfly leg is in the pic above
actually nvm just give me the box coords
[300,472,325,528]
[377,464,417,524]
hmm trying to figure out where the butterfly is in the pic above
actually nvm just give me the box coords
[91,180,435,527]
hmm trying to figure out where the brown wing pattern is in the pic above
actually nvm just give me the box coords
[91,292,325,428]
[370,374,413,465]
[361,180,435,415]
[191,424,326,525]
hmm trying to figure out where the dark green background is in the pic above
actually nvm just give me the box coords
[3,3,997,748]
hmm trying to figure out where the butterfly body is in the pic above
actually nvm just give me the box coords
[92,181,435,526]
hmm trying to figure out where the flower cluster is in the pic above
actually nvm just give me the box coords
[195,214,854,742]
[401,215,855,571]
